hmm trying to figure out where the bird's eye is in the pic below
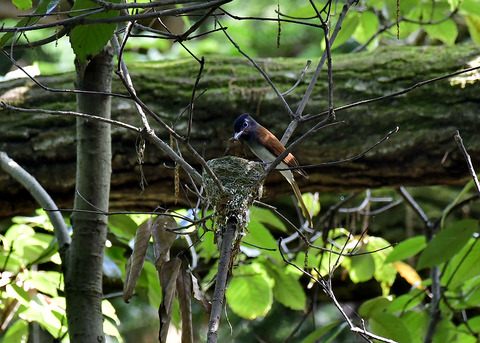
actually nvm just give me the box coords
[242,121,249,129]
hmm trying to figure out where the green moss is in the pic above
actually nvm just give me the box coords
[202,156,265,231]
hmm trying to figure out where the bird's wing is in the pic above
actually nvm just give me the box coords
[257,126,308,178]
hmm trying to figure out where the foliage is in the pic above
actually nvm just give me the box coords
[1,0,480,342]
[0,210,122,342]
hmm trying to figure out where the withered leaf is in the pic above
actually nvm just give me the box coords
[123,217,153,303]
[159,257,182,343]
[152,213,178,271]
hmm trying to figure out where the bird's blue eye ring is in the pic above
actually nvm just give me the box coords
[242,121,249,129]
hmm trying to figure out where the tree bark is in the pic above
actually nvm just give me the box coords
[64,48,113,343]
[0,44,479,218]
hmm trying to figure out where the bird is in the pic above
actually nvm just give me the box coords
[233,113,313,228]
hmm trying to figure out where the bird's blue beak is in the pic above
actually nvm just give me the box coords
[233,130,243,141]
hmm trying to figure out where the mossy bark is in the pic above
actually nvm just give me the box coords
[0,44,479,218]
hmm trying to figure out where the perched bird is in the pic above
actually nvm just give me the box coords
[233,114,313,228]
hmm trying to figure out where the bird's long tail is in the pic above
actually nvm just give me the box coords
[288,178,313,229]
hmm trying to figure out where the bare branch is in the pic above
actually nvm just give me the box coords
[454,131,480,198]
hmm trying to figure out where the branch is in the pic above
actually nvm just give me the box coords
[207,217,237,343]
[0,152,71,255]
[0,102,141,133]
[454,130,480,198]
[0,0,232,33]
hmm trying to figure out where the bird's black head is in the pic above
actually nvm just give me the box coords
[233,113,257,140]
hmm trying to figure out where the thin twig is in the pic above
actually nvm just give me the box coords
[0,102,140,133]
[308,65,480,122]
[454,130,480,198]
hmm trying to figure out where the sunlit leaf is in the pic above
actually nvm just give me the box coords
[301,193,321,217]
[417,219,478,270]
[330,13,360,50]
[23,270,61,297]
[346,249,376,283]
[104,318,123,342]
[226,263,273,319]
[12,0,32,11]
[21,294,66,337]
[367,236,396,295]
[353,11,379,44]
[243,219,281,263]
[466,15,480,44]
[393,262,422,288]
[250,206,287,232]
[385,236,426,263]
[3,319,29,343]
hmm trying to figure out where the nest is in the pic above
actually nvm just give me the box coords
[202,156,265,230]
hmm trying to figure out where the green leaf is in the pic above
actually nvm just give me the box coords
[109,214,139,239]
[466,15,480,44]
[23,270,61,296]
[250,206,287,232]
[22,296,67,337]
[461,0,480,16]
[300,321,346,343]
[3,320,29,343]
[243,219,281,263]
[301,193,321,217]
[12,0,32,10]
[264,263,306,310]
[401,311,428,343]
[330,13,360,49]
[366,236,396,295]
[385,236,427,263]
[387,291,424,313]
[226,263,273,319]
[417,219,478,270]
[144,261,162,309]
[441,238,480,289]
[346,249,376,283]
[69,0,120,62]
[358,296,391,318]
[369,312,413,343]
[353,11,379,44]
[432,319,457,343]
[423,18,458,45]
[1,0,50,47]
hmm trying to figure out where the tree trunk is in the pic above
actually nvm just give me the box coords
[64,48,113,342]
[0,44,479,218]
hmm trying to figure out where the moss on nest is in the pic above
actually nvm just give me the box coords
[202,156,265,231]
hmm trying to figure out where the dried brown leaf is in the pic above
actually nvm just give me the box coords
[152,214,178,271]
[159,257,182,343]
[192,274,211,314]
[176,262,193,343]
[123,217,153,303]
